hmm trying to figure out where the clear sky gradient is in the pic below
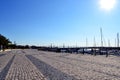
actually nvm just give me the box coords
[0,0,120,47]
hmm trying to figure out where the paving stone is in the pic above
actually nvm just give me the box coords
[5,50,46,80]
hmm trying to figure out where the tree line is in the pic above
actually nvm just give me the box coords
[0,34,31,51]
[0,34,11,51]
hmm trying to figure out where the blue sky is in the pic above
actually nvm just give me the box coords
[0,0,120,47]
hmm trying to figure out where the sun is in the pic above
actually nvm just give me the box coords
[99,0,116,11]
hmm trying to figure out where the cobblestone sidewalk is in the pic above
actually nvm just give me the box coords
[0,50,46,80]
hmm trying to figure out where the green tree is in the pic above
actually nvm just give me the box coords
[0,34,11,50]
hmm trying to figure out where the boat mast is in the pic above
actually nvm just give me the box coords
[94,36,96,47]
[86,37,88,47]
[108,39,110,47]
[100,27,103,47]
[117,33,119,47]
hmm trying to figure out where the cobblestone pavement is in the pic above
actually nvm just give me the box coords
[26,55,78,80]
[1,49,120,80]
[25,49,120,80]
[0,50,46,80]
[0,51,14,80]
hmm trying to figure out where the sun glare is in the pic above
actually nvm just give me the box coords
[99,0,116,11]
